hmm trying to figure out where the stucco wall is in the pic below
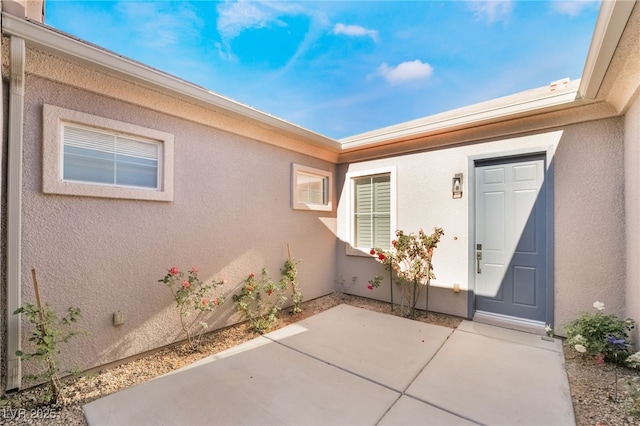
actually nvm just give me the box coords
[19,74,338,374]
[625,93,640,345]
[336,118,626,334]
[553,118,626,331]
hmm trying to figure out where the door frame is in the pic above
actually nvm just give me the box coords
[466,148,555,328]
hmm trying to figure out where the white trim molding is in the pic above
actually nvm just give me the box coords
[579,0,636,100]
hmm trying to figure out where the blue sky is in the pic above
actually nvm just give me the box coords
[44,1,601,139]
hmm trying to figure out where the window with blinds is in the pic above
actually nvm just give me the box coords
[62,124,160,190]
[297,172,326,205]
[292,164,332,211]
[353,174,391,250]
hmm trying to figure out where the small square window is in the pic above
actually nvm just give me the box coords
[292,164,332,211]
[43,104,174,201]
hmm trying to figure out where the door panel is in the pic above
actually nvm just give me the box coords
[475,157,546,321]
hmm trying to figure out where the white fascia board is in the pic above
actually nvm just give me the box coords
[0,13,342,152]
[340,83,584,149]
[579,0,635,99]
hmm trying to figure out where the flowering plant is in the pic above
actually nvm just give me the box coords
[233,268,288,333]
[281,257,303,314]
[627,351,640,370]
[367,275,383,290]
[14,302,83,404]
[369,227,444,317]
[544,324,554,337]
[159,266,225,351]
[565,301,635,364]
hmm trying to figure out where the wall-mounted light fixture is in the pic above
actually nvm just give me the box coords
[452,173,463,199]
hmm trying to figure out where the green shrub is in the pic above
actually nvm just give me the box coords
[14,303,82,404]
[158,266,225,351]
[233,268,288,333]
[281,258,303,314]
[565,301,635,364]
[627,377,640,418]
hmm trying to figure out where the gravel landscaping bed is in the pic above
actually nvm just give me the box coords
[2,292,638,425]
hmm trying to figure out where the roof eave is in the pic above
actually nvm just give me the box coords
[0,12,342,152]
[339,81,586,150]
[578,0,636,100]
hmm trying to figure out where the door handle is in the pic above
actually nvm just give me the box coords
[476,244,482,274]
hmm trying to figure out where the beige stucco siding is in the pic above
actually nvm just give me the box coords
[554,118,626,331]
[625,93,640,345]
[20,74,337,373]
[336,118,626,334]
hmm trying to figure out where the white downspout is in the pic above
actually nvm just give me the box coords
[6,35,25,392]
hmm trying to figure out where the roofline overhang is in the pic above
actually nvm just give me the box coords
[578,0,636,100]
[339,0,637,158]
[0,12,342,152]
[1,0,636,162]
[338,81,586,150]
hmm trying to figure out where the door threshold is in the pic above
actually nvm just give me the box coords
[473,311,547,336]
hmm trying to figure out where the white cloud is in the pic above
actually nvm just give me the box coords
[378,60,434,84]
[550,0,600,17]
[216,1,308,41]
[115,2,203,48]
[217,2,281,40]
[332,23,379,42]
[466,0,514,23]
[215,1,324,62]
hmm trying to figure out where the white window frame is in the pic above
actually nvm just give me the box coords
[43,104,174,201]
[345,166,397,256]
[292,163,332,211]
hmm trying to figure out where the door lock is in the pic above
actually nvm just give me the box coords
[476,244,482,274]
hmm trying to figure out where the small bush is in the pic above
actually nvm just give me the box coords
[233,268,288,333]
[565,301,635,364]
[14,303,83,404]
[281,258,303,314]
[627,377,640,418]
[158,266,225,351]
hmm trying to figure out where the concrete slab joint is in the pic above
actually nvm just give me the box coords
[83,305,575,426]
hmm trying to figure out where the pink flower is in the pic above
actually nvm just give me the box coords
[213,298,220,306]
[370,249,376,255]
[378,253,386,261]
[267,289,273,295]
[367,285,374,290]
[191,266,198,273]
[392,240,397,246]
[250,273,255,278]
[182,281,190,288]
[201,298,208,306]
[169,267,179,275]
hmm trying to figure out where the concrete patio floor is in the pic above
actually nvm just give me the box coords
[83,304,575,425]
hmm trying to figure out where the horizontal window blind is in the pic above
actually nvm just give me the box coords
[297,172,327,205]
[62,124,160,189]
[354,174,391,250]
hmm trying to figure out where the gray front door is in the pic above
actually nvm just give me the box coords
[475,156,547,321]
